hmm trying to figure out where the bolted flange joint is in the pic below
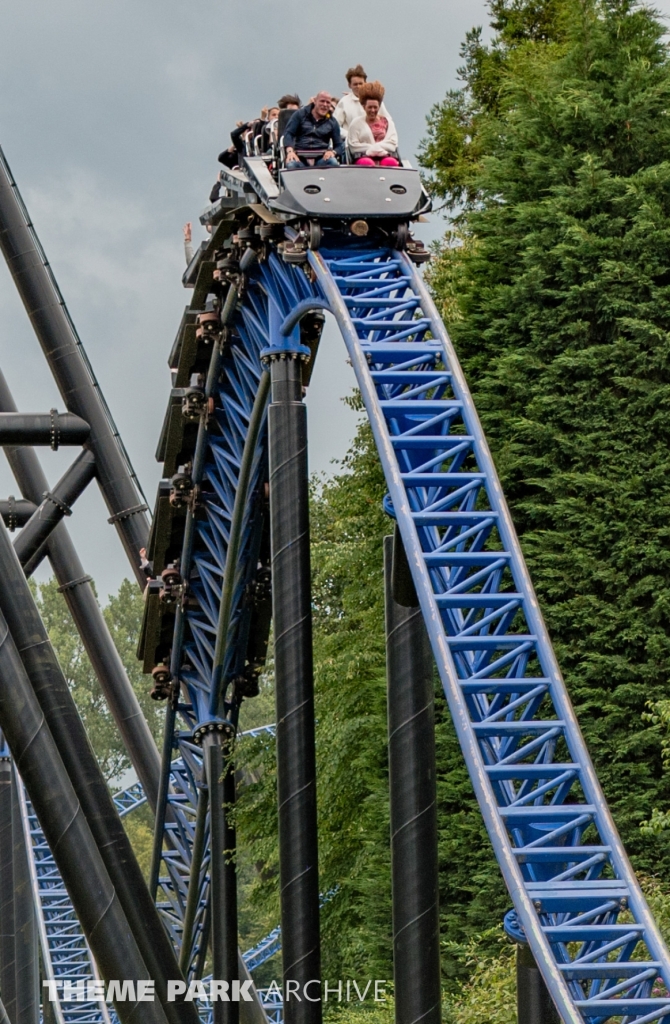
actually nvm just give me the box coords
[192,718,235,747]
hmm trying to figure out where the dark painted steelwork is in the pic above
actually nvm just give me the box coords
[0,520,197,1024]
[9,765,38,1024]
[205,736,239,1024]
[0,992,11,1024]
[0,145,149,585]
[179,785,209,975]
[14,450,96,567]
[517,945,559,1023]
[0,754,17,1024]
[210,370,271,716]
[384,534,441,1024]
[0,412,89,447]
[0,744,39,1024]
[268,352,321,1024]
[0,608,167,1024]
[0,500,36,530]
[0,369,161,808]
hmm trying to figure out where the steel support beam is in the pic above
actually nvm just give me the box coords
[205,736,239,1024]
[0,754,17,1024]
[0,608,168,1024]
[9,765,38,1024]
[0,520,198,1024]
[0,369,161,809]
[268,352,321,1024]
[517,945,559,1024]
[13,450,96,567]
[384,533,441,1024]
[0,746,39,1024]
[0,412,89,447]
[0,500,35,530]
[0,145,149,586]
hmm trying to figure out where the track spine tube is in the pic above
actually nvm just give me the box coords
[210,370,270,715]
[0,519,198,1024]
[384,535,441,1024]
[0,145,149,585]
[179,785,209,975]
[268,352,321,1024]
[0,610,168,1024]
[0,369,161,809]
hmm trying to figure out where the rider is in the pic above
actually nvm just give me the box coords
[284,92,344,169]
[347,82,400,167]
[334,64,389,140]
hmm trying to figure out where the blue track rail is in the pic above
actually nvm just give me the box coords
[149,229,670,1021]
[309,244,670,1024]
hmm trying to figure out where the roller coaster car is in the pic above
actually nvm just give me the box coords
[209,156,431,241]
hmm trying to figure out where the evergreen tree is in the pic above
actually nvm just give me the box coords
[421,0,670,878]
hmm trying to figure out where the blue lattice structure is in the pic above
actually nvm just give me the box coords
[308,245,670,1024]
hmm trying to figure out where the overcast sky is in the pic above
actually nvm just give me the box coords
[1,0,668,599]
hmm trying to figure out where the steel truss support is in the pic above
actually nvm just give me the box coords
[268,351,321,1024]
[0,746,39,1024]
[383,533,441,1024]
[0,369,161,808]
[0,520,198,1024]
[0,606,168,1024]
[14,449,96,567]
[0,144,149,586]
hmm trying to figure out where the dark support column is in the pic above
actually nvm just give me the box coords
[517,945,559,1024]
[205,735,239,1024]
[268,352,321,1024]
[0,519,197,1024]
[0,611,168,1024]
[10,766,38,1024]
[0,145,149,584]
[384,532,441,1024]
[0,755,17,1024]
[0,750,38,1024]
[14,450,96,567]
[0,369,160,809]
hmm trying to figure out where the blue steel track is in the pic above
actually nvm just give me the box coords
[14,230,670,1024]
[141,234,670,1023]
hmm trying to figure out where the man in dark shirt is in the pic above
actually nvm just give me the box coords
[284,92,344,169]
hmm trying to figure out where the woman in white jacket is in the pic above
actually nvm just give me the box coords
[334,64,389,140]
[347,82,399,167]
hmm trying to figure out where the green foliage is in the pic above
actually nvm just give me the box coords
[422,0,670,880]
[32,575,163,777]
[442,930,516,1024]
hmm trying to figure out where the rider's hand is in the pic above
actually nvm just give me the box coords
[324,149,335,160]
[286,148,297,161]
[183,222,192,242]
